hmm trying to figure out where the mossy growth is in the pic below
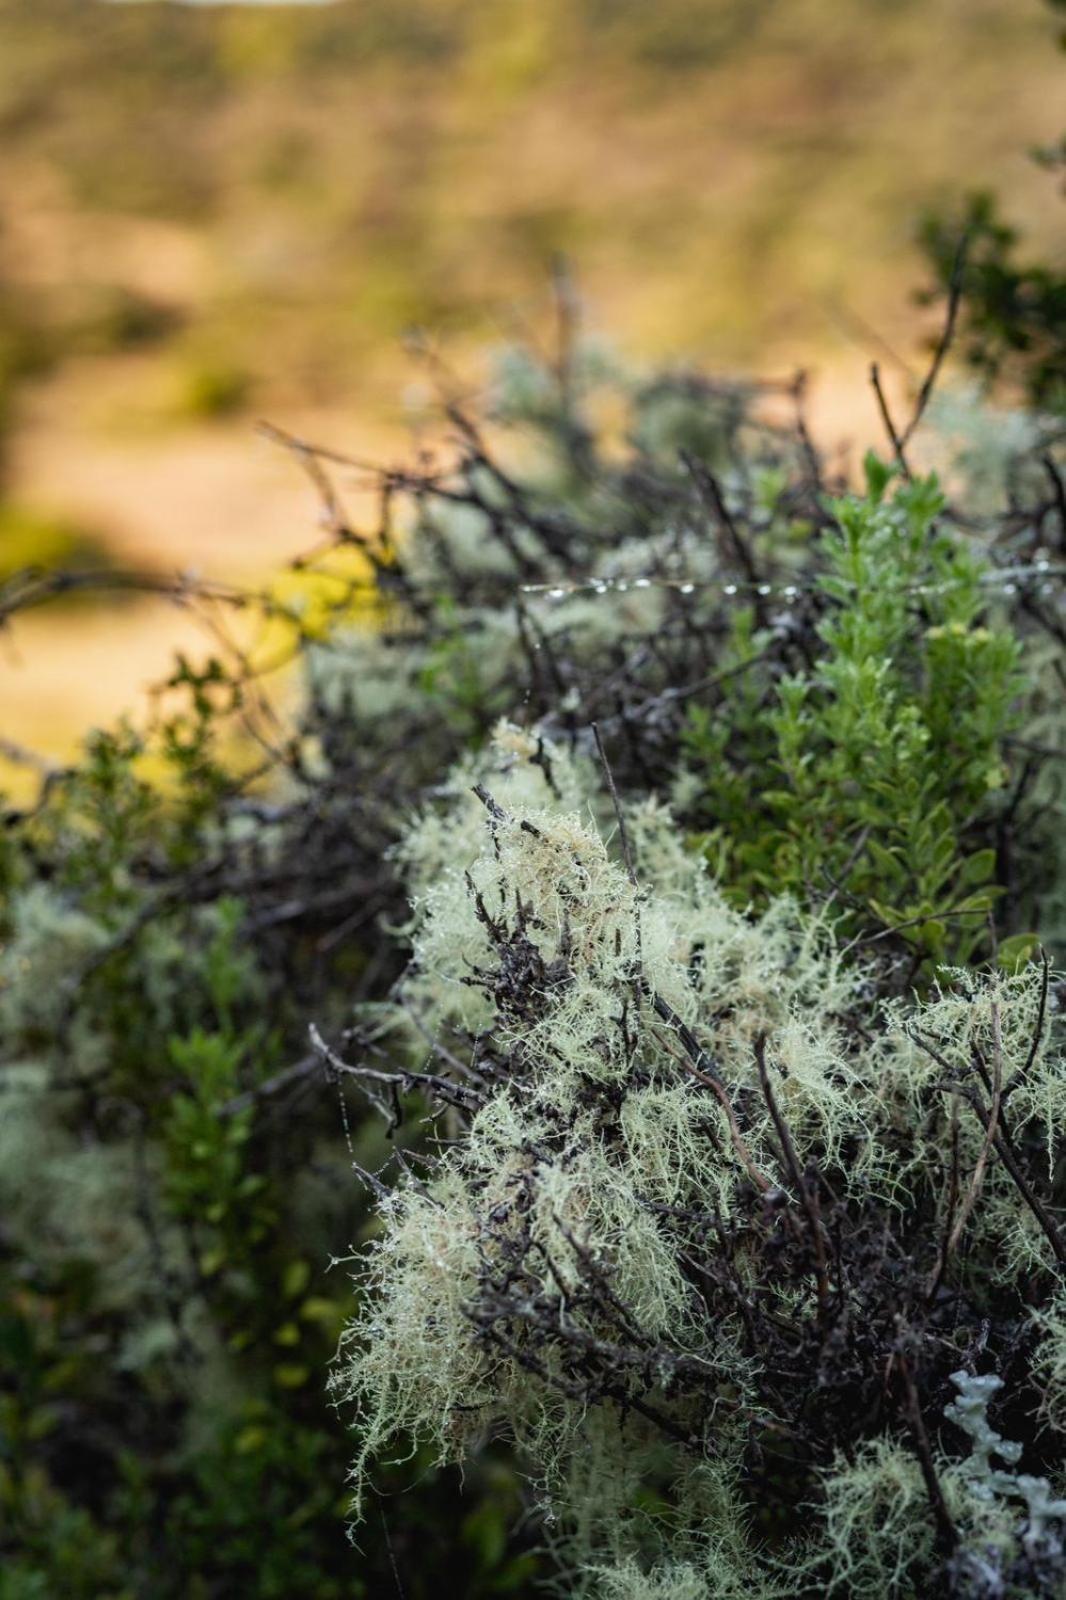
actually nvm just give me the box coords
[337,718,1066,1597]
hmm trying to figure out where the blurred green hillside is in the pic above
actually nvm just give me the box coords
[2,0,1061,412]
[0,0,1061,766]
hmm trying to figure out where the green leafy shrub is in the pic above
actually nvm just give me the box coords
[685,459,1025,968]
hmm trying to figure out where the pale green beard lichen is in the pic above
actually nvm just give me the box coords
[812,1439,950,1598]
[1035,1292,1066,1435]
[806,1375,1066,1600]
[335,725,1066,1596]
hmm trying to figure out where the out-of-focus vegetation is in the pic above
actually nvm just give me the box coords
[0,0,1060,766]
[914,0,1066,414]
[0,0,1060,428]
[920,184,1066,413]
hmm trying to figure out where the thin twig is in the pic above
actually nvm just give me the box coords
[592,722,637,888]
[754,1033,831,1321]
[869,362,910,478]
[900,231,970,451]
[897,1347,959,1553]
[219,1053,321,1118]
[944,1004,1003,1261]
[1001,947,1050,1105]
[924,1102,961,1301]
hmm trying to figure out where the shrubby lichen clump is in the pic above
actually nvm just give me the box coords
[2,322,1066,1596]
[335,719,1066,1596]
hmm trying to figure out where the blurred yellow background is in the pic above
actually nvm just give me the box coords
[0,0,1061,771]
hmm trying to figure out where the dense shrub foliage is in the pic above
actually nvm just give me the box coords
[2,329,1066,1597]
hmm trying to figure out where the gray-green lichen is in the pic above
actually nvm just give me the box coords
[334,726,1066,1594]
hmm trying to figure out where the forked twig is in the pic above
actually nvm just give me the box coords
[943,1003,1003,1262]
[754,1033,831,1321]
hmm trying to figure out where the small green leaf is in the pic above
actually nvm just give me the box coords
[997,932,1040,972]
[299,1295,341,1323]
[956,848,997,891]
[283,1259,312,1300]
[862,450,895,503]
[272,1363,310,1389]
